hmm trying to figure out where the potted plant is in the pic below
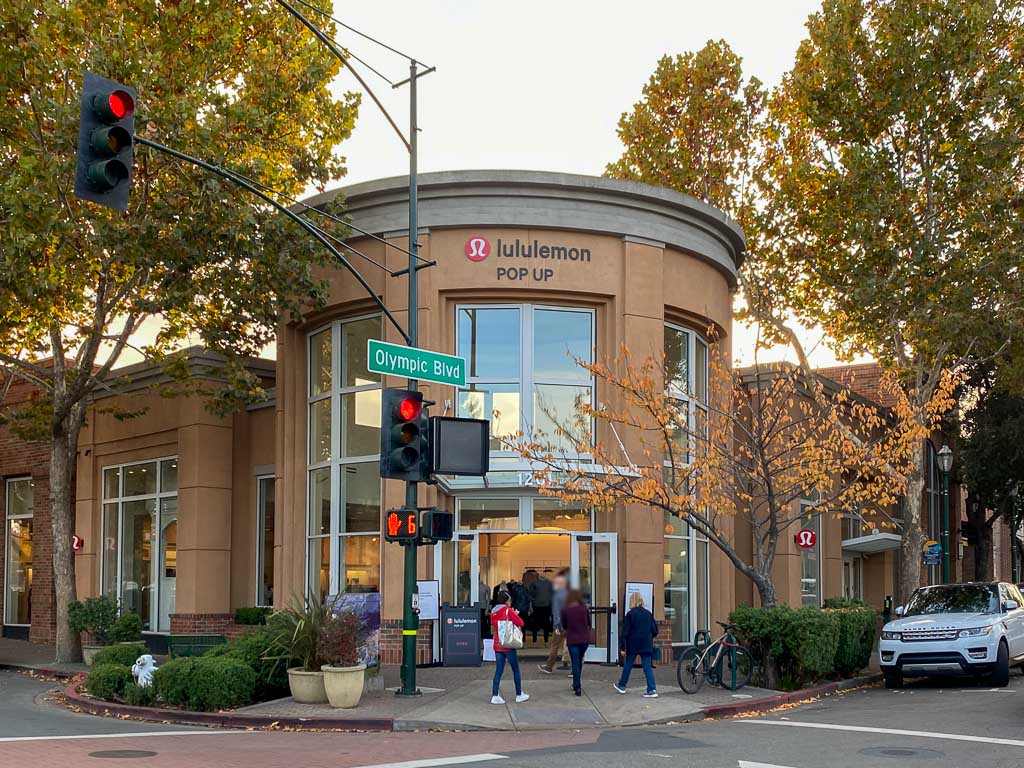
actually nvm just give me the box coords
[319,610,366,708]
[110,612,144,645]
[268,593,330,704]
[68,595,118,665]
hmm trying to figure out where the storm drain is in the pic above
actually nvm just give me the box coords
[87,750,158,759]
[860,746,945,760]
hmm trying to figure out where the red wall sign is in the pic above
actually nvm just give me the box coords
[795,529,817,549]
[465,236,490,262]
[71,534,85,553]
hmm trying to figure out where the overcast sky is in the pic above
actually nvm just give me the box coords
[313,0,864,369]
[128,2,866,368]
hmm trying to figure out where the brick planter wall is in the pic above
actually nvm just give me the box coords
[380,619,433,665]
[655,619,675,661]
[169,612,253,639]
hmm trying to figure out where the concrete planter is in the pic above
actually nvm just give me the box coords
[287,667,328,704]
[321,663,367,709]
[82,645,105,666]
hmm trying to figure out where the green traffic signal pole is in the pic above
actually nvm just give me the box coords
[398,58,421,697]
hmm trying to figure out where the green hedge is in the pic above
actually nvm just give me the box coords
[832,607,877,677]
[730,605,860,690]
[234,607,272,626]
[205,628,289,701]
[92,643,147,669]
[154,656,256,712]
[124,682,156,708]
[86,663,133,701]
[110,613,144,644]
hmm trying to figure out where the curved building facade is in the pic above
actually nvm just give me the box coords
[275,171,745,658]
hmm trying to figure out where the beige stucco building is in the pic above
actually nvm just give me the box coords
[4,171,913,655]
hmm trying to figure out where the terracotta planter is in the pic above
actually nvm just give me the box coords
[321,664,366,709]
[82,645,105,666]
[287,667,328,704]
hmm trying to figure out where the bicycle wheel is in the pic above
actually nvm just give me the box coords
[677,647,706,694]
[715,646,753,691]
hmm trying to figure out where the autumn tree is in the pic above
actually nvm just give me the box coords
[0,1,359,661]
[758,0,1024,598]
[513,344,952,608]
[961,381,1024,580]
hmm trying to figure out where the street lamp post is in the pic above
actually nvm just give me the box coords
[937,445,953,584]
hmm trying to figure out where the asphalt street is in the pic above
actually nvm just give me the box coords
[2,669,1023,767]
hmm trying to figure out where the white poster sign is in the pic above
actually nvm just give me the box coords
[416,579,440,621]
[624,581,654,612]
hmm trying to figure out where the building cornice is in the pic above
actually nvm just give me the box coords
[301,170,746,286]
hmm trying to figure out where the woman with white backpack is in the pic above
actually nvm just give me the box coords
[489,589,529,705]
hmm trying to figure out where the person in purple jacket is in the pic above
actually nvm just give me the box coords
[561,588,590,696]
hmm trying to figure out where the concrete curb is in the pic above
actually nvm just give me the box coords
[64,682,394,732]
[700,673,882,719]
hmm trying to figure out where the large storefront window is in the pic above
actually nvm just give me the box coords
[663,324,710,644]
[925,442,942,585]
[4,478,33,626]
[457,305,594,454]
[101,458,178,632]
[306,315,382,600]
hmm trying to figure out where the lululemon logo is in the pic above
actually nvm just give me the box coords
[465,236,490,262]
[795,529,817,549]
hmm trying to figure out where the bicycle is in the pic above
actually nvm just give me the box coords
[676,621,753,694]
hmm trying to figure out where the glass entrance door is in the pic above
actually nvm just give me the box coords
[570,532,618,662]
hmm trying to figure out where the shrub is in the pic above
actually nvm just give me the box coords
[729,605,841,690]
[154,656,256,711]
[153,657,196,708]
[829,606,877,677]
[124,682,156,708]
[110,613,144,643]
[318,611,363,667]
[86,663,132,701]
[205,629,289,701]
[823,596,870,610]
[234,607,272,626]
[69,596,118,645]
[92,642,147,669]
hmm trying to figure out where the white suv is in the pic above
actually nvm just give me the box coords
[879,582,1024,689]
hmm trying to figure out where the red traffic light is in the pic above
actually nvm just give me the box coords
[398,397,421,421]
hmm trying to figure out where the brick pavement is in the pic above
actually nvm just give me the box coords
[0,728,599,768]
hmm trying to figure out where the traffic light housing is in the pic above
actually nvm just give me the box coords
[75,72,136,211]
[380,388,430,481]
[384,507,419,543]
[419,509,454,544]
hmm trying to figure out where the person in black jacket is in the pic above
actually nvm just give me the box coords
[613,592,659,697]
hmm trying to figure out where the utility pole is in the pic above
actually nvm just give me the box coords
[399,59,421,697]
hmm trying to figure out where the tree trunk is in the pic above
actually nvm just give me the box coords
[51,406,84,663]
[898,441,927,603]
[753,573,778,609]
[975,523,994,581]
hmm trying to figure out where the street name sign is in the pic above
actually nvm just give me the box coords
[368,339,467,387]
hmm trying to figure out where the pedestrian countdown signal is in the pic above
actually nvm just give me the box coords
[385,508,419,543]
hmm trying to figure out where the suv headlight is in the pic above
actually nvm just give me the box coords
[958,627,993,638]
[881,631,902,640]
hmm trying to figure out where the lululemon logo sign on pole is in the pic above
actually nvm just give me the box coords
[795,529,817,549]
[465,236,490,262]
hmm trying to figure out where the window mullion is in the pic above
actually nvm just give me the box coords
[330,320,342,596]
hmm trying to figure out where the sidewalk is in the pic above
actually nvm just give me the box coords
[237,658,779,730]
[0,637,88,677]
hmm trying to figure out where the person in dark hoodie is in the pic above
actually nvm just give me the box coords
[613,591,659,697]
[561,588,590,696]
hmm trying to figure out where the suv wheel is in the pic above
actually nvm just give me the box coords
[883,669,903,689]
[988,641,1010,688]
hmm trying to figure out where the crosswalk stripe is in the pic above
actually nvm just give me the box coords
[740,719,1024,748]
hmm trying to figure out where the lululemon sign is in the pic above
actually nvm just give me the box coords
[795,529,817,549]
[465,236,490,262]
